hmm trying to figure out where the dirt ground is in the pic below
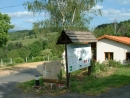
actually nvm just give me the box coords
[0,61,44,77]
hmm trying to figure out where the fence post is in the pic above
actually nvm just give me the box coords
[1,59,3,66]
[26,57,28,62]
[48,55,49,61]
[10,58,12,64]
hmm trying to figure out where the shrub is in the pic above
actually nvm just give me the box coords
[14,57,24,63]
[108,60,122,67]
[31,56,44,62]
[6,63,15,66]
[91,61,109,73]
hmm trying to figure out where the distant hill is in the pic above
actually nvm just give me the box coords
[93,19,130,37]
[8,29,34,41]
[9,29,31,33]
[8,29,17,33]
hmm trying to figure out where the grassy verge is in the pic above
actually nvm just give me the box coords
[17,77,44,93]
[17,64,130,96]
[70,65,130,95]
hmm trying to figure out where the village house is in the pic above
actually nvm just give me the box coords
[96,35,130,65]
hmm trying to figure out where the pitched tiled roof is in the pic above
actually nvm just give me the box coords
[98,35,130,45]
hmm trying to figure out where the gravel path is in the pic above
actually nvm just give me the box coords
[0,62,130,98]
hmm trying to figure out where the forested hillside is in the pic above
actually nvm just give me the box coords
[93,19,130,37]
[0,30,64,65]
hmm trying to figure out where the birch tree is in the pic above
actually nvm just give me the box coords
[24,0,103,31]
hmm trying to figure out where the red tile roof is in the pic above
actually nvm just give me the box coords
[98,35,130,45]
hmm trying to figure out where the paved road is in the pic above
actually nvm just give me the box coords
[0,64,130,98]
[0,67,43,98]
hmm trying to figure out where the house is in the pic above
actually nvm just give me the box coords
[97,35,130,64]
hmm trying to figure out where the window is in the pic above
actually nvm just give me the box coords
[105,52,113,60]
[126,52,130,61]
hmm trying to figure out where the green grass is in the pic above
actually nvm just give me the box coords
[9,38,39,46]
[70,66,130,95]
[17,77,44,93]
[17,65,130,96]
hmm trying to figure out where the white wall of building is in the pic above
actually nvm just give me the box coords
[97,39,130,64]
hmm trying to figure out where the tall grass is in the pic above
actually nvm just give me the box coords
[70,64,130,95]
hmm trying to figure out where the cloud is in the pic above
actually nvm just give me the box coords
[103,9,121,17]
[92,5,103,10]
[6,11,34,18]
[25,19,34,23]
[102,8,130,22]
[118,0,130,4]
[6,11,50,19]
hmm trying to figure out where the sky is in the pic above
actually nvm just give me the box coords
[0,0,130,30]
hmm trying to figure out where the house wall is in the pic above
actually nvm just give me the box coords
[97,39,130,64]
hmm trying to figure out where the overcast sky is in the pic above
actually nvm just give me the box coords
[0,0,130,30]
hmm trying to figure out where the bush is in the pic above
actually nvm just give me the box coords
[31,56,43,62]
[14,57,24,63]
[108,60,122,67]
[6,63,15,66]
[91,61,109,73]
[91,60,123,74]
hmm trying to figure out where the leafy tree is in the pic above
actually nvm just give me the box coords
[24,0,103,31]
[93,19,130,37]
[41,49,51,56]
[42,39,48,50]
[46,32,64,59]
[0,48,6,58]
[33,22,40,37]
[0,13,14,47]
[7,42,15,51]
[29,41,43,57]
[7,49,19,58]
[18,47,30,59]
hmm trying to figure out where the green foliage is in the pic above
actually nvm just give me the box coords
[57,70,63,82]
[6,63,15,66]
[0,48,7,58]
[9,38,39,46]
[70,66,130,95]
[91,60,123,74]
[91,61,109,73]
[0,13,14,47]
[46,32,64,59]
[29,41,43,57]
[7,49,19,58]
[41,49,51,56]
[93,19,130,37]
[42,39,47,50]
[17,77,44,93]
[18,47,30,59]
[24,0,103,31]
[108,60,122,67]
[14,57,24,63]
[7,42,15,50]
[9,30,31,41]
[31,56,43,62]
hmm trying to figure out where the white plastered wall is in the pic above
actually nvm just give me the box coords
[97,39,130,64]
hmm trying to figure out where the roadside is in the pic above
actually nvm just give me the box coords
[0,61,45,98]
[0,61,130,98]
[0,61,44,77]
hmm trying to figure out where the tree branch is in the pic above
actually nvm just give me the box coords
[56,0,65,29]
[71,7,76,24]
